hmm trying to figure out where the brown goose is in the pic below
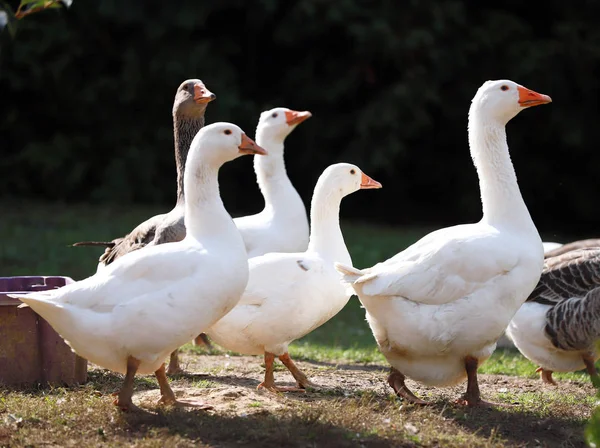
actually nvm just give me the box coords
[74,79,215,265]
[544,238,600,258]
[74,79,216,368]
[507,248,600,385]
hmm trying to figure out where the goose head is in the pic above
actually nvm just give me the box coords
[174,79,216,116]
[472,80,552,124]
[318,163,382,199]
[256,107,312,142]
[191,122,267,167]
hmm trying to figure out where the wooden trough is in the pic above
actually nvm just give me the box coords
[0,276,87,386]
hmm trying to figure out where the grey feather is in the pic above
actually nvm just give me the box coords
[527,248,600,306]
[527,248,600,351]
[544,288,600,351]
[544,238,600,258]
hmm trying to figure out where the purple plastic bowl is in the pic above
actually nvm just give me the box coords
[0,276,87,386]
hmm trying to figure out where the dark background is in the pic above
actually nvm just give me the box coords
[1,1,598,237]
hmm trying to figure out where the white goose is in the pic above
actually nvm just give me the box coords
[207,163,381,391]
[336,80,551,406]
[187,107,311,356]
[507,248,600,385]
[10,123,266,411]
[234,107,311,257]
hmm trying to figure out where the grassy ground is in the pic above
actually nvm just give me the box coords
[0,201,430,279]
[0,202,598,447]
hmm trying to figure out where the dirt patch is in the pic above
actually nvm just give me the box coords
[127,353,595,447]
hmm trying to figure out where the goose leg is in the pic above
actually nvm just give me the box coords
[257,352,306,392]
[387,367,429,405]
[535,366,557,385]
[166,349,184,376]
[193,333,214,350]
[113,356,141,412]
[155,363,213,409]
[456,356,508,407]
[279,352,316,389]
[582,354,599,385]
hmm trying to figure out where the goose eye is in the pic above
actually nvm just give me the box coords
[272,113,278,118]
[350,169,356,175]
[224,130,232,135]
[500,85,509,91]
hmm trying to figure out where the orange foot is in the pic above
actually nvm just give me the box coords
[536,367,557,386]
[388,369,429,405]
[112,396,141,412]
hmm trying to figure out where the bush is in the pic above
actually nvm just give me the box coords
[1,1,600,233]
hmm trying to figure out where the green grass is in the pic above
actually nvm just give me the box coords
[478,346,591,383]
[0,201,167,279]
[0,201,428,279]
[0,201,597,447]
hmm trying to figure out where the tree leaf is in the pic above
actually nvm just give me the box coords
[23,0,54,10]
[18,0,47,6]
[15,0,66,19]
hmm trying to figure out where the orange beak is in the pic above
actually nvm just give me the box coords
[285,110,312,126]
[517,86,552,108]
[360,172,382,189]
[238,133,268,155]
[194,83,216,104]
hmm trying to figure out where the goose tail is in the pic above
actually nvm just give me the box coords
[72,241,115,248]
[334,262,365,296]
[334,262,363,280]
[8,293,67,325]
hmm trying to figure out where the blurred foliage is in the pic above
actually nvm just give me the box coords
[0,0,71,36]
[0,1,599,233]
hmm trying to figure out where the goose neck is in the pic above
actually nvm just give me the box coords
[183,161,236,245]
[468,109,534,231]
[174,113,205,204]
[253,133,296,214]
[307,187,351,264]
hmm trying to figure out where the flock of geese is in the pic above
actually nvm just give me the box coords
[9,78,600,412]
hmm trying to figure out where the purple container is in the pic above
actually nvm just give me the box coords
[0,276,87,386]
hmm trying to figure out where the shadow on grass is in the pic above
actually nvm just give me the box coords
[117,405,399,448]
[439,403,586,447]
[114,385,585,447]
[31,369,401,447]
[0,369,157,396]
